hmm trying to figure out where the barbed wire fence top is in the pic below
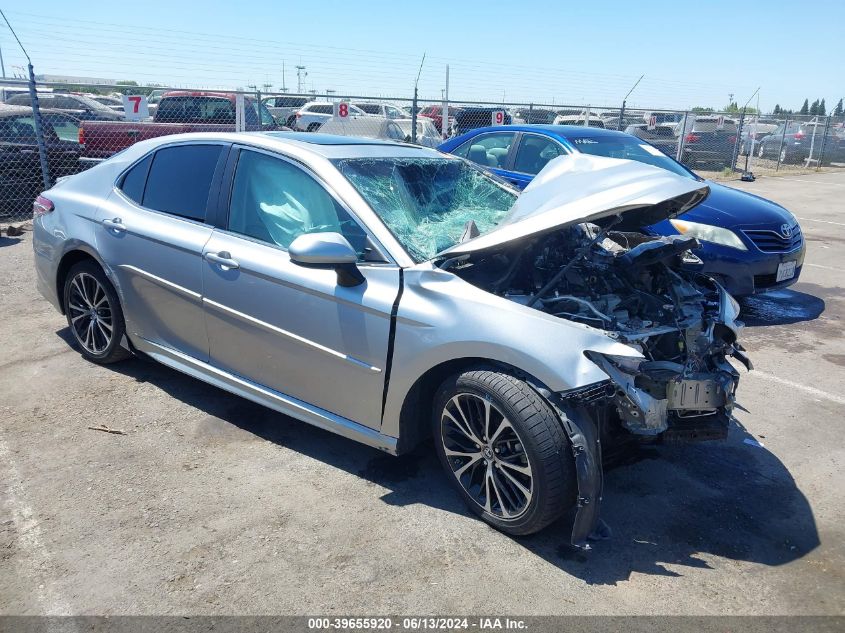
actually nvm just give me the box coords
[1,78,843,224]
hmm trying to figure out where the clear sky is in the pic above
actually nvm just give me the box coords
[1,1,842,112]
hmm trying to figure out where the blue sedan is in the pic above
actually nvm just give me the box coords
[438,125,805,296]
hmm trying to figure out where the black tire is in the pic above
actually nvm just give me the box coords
[780,146,792,164]
[307,122,321,132]
[433,368,576,536]
[285,115,296,129]
[758,143,766,158]
[63,260,131,364]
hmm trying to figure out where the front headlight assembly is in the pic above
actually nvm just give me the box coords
[670,219,748,251]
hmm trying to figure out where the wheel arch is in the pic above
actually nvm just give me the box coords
[55,247,106,314]
[392,356,552,455]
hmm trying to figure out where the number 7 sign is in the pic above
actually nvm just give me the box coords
[121,94,149,121]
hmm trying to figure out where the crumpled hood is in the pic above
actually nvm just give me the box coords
[438,154,709,257]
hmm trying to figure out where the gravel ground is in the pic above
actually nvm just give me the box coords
[1,172,843,616]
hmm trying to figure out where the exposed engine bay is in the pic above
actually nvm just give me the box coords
[445,222,752,443]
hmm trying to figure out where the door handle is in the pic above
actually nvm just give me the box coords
[101,217,126,232]
[205,251,239,269]
[19,149,35,154]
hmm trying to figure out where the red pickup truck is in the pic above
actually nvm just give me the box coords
[79,91,280,159]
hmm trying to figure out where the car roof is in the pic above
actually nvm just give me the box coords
[0,104,79,118]
[123,131,444,160]
[453,124,631,140]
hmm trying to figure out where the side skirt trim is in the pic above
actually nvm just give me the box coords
[132,337,398,454]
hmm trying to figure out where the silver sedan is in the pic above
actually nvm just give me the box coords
[33,132,748,549]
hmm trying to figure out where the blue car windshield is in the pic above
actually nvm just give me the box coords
[567,136,695,179]
[335,157,517,262]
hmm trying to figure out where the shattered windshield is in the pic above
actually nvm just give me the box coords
[334,157,517,262]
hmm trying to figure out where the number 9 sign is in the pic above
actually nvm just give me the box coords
[492,110,505,125]
[334,101,350,118]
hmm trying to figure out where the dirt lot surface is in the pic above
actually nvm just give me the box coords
[1,172,844,616]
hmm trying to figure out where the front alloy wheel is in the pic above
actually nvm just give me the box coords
[441,393,533,519]
[433,368,576,535]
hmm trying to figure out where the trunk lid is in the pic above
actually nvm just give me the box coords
[438,154,709,257]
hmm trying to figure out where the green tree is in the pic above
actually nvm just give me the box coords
[773,104,781,115]
[115,80,139,95]
[835,98,844,117]
[691,106,713,113]
[819,98,826,116]
[809,99,819,115]
[800,99,809,115]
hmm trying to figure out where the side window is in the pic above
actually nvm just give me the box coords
[142,145,223,220]
[227,150,369,257]
[44,114,79,142]
[513,136,563,174]
[454,132,515,168]
[0,115,37,142]
[119,154,153,204]
[386,122,405,140]
[54,96,79,110]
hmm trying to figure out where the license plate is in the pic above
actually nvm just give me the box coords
[776,261,797,282]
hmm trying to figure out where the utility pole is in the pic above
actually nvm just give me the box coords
[296,65,306,94]
[0,9,50,188]
[618,74,644,131]
[281,60,287,93]
[442,64,449,140]
[411,53,425,144]
[0,42,5,79]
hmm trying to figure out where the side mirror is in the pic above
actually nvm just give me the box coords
[288,232,365,287]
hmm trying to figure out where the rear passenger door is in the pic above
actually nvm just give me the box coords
[95,142,229,361]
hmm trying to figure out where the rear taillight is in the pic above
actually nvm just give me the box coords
[295,112,302,118]
[33,195,54,217]
[684,133,700,143]
[794,132,805,141]
[727,135,737,144]
[78,126,84,144]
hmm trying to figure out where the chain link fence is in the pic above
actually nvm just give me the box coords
[2,80,844,224]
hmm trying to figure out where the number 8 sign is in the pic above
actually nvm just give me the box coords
[334,101,350,118]
[492,110,505,125]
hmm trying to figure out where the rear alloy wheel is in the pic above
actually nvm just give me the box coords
[780,147,790,164]
[758,143,766,158]
[433,368,575,535]
[63,261,130,364]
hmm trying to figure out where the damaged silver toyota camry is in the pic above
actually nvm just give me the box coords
[33,132,750,549]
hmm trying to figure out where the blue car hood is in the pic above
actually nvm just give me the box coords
[680,181,797,229]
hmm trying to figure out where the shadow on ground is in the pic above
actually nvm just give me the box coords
[63,329,819,587]
[739,289,825,327]
[0,236,22,248]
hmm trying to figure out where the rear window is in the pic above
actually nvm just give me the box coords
[308,104,333,114]
[141,145,223,220]
[691,119,738,133]
[355,104,381,114]
[156,97,235,123]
